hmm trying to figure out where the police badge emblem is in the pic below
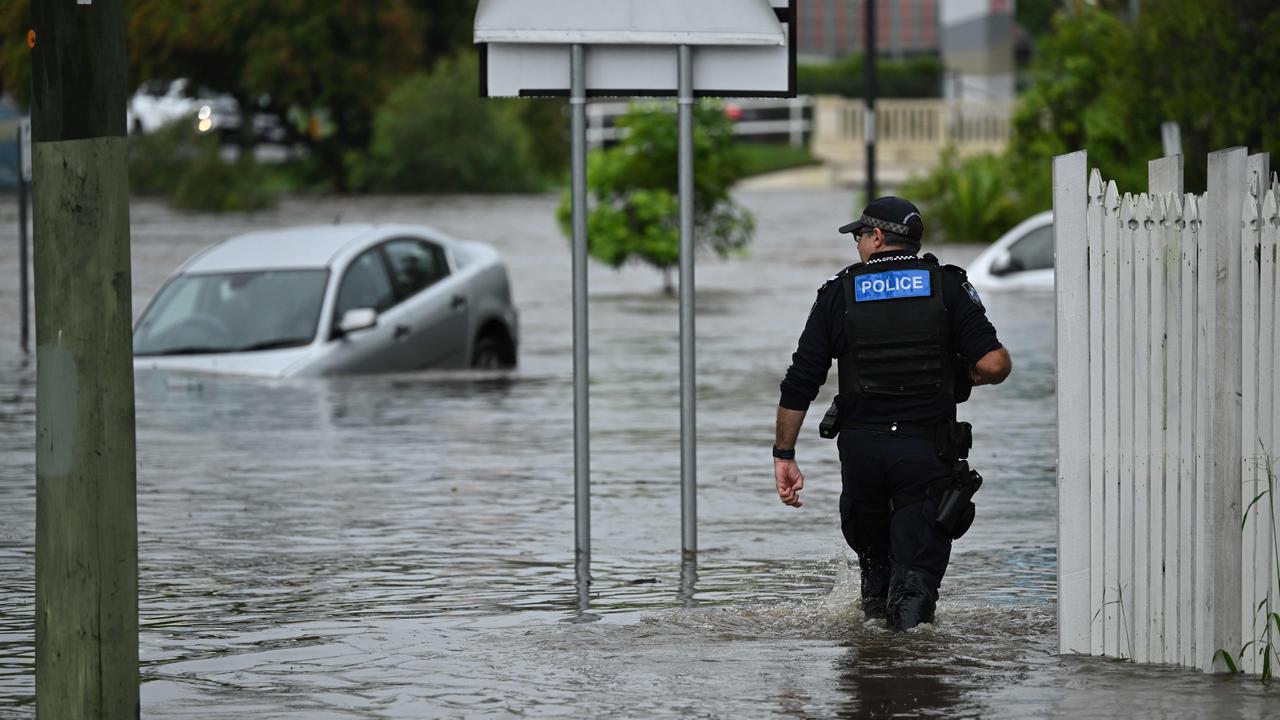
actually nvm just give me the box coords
[963,281,984,308]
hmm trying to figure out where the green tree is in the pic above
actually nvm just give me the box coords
[3,1,481,189]
[1005,7,1156,210]
[1133,0,1280,191]
[557,103,754,294]
[362,54,540,193]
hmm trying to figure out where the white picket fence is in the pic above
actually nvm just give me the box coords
[1054,147,1280,673]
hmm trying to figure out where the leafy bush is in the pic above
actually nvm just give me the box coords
[556,103,755,291]
[128,120,200,196]
[899,150,1026,244]
[129,119,279,212]
[171,146,280,212]
[362,54,541,193]
[798,54,943,98]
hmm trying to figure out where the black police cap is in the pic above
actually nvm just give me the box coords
[839,196,924,245]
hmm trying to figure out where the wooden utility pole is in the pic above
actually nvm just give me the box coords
[30,1,139,718]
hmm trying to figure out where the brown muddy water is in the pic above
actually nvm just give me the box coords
[0,191,1275,718]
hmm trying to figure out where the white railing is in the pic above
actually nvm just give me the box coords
[811,96,1013,167]
[586,96,812,149]
[1054,147,1279,674]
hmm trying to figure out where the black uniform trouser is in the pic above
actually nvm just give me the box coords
[838,427,953,625]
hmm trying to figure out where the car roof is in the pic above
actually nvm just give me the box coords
[183,225,385,274]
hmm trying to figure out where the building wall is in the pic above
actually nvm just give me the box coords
[797,0,940,60]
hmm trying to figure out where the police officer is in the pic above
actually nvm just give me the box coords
[771,197,1011,631]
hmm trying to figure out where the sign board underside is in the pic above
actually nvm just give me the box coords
[487,35,790,98]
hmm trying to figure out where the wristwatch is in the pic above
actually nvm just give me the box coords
[772,446,795,460]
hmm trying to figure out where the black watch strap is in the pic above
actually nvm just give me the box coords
[772,446,795,460]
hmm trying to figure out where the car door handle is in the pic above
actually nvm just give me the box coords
[451,295,467,310]
[394,324,411,340]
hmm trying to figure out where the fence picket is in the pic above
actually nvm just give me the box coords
[1103,180,1123,658]
[1263,189,1279,643]
[1202,148,1246,671]
[1240,164,1263,674]
[1163,192,1184,664]
[1088,169,1107,655]
[1119,193,1139,660]
[1180,192,1201,667]
[1054,151,1092,654]
[1133,193,1153,663]
[1149,157,1183,666]
[1146,193,1167,663]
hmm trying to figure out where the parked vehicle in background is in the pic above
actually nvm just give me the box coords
[133,225,519,378]
[128,79,287,144]
[965,210,1054,291]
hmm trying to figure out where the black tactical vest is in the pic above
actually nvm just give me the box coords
[837,257,955,399]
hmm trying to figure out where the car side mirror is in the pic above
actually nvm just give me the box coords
[990,250,1023,277]
[336,308,377,336]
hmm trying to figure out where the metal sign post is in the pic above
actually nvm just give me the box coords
[570,44,590,561]
[677,45,697,555]
[18,119,31,353]
[476,0,795,564]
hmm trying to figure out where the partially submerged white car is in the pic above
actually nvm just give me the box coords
[133,225,518,377]
[966,211,1055,291]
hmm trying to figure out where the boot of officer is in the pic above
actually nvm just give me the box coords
[840,497,891,619]
[772,195,1011,633]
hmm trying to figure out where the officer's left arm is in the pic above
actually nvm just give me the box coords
[945,272,1009,386]
[972,346,1012,386]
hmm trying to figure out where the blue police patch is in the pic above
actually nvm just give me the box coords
[963,281,984,308]
[854,270,931,302]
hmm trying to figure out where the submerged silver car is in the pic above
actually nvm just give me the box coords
[133,225,518,377]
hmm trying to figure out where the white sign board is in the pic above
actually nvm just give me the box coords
[20,119,31,183]
[477,0,796,98]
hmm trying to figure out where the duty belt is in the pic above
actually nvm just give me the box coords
[843,420,937,442]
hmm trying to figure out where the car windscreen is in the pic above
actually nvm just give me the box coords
[134,269,329,356]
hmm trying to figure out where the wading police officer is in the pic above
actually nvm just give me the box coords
[772,197,1011,631]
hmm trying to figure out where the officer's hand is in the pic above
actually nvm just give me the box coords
[774,458,805,508]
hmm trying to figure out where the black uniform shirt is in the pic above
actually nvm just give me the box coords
[779,251,1003,424]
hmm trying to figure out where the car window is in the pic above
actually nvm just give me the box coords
[335,249,395,319]
[383,238,450,299]
[1005,224,1054,273]
[133,270,328,356]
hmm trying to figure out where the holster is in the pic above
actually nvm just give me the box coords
[935,460,983,539]
[818,396,844,439]
[934,419,972,462]
[933,419,979,539]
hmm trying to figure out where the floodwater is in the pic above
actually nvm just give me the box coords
[0,191,1275,718]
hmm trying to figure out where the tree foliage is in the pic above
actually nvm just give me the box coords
[362,54,541,193]
[900,151,1026,244]
[557,104,754,291]
[2,1,480,188]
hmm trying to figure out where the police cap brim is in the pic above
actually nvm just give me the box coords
[838,220,869,235]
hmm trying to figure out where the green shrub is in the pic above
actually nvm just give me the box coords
[130,120,278,212]
[128,120,200,196]
[170,146,280,213]
[363,54,540,193]
[556,103,754,292]
[899,150,1027,244]
[736,143,819,178]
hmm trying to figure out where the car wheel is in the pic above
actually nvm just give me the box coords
[471,336,505,369]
